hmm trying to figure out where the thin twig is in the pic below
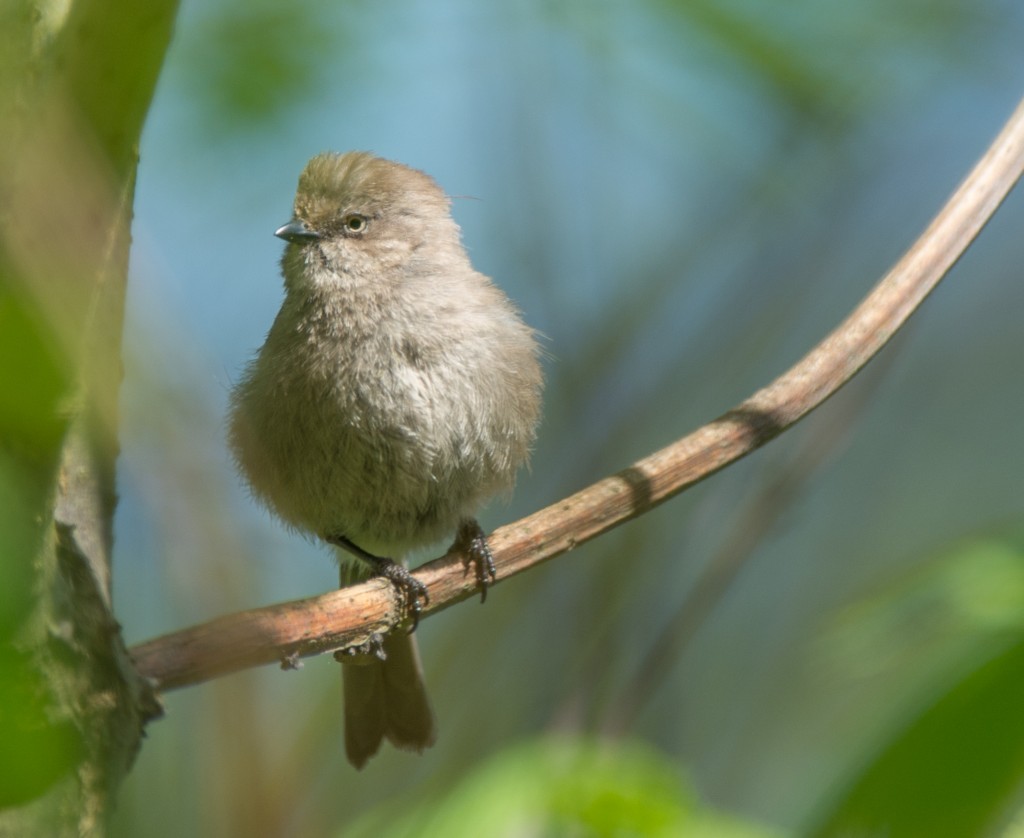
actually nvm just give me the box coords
[129,96,1024,694]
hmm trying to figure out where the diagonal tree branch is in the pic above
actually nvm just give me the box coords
[129,95,1024,695]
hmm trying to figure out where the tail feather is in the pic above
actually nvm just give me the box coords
[342,632,437,769]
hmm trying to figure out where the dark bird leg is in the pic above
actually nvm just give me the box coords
[453,518,497,603]
[325,534,429,629]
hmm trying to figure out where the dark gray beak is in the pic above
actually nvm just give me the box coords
[275,219,321,243]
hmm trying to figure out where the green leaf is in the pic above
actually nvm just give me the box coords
[812,601,1024,835]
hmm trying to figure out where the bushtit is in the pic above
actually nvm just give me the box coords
[228,152,543,768]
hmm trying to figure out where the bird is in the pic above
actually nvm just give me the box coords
[228,151,543,767]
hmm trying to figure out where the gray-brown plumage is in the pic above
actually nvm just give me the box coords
[229,152,543,768]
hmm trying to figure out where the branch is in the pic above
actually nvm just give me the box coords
[129,96,1024,694]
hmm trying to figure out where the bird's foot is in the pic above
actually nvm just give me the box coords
[453,518,497,603]
[326,534,429,631]
[333,632,387,664]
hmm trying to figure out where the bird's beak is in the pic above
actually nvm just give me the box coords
[275,219,321,243]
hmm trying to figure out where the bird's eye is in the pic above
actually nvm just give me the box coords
[343,214,367,234]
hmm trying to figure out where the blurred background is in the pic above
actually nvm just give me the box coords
[111,0,1024,835]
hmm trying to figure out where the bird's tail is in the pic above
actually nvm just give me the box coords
[342,630,436,768]
[338,560,436,769]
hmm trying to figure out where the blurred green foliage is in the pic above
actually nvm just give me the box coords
[346,736,782,838]
[0,285,78,806]
[816,636,1024,835]
[0,647,82,808]
[0,288,70,634]
[1,0,176,822]
[174,0,362,136]
[809,539,1024,834]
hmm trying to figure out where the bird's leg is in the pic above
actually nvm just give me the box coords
[453,518,497,603]
[326,534,429,631]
